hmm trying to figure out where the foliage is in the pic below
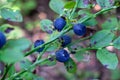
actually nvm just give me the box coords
[0,0,120,80]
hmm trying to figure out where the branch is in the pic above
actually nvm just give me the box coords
[7,6,117,80]
[24,6,117,56]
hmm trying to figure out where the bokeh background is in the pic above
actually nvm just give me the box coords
[0,0,120,80]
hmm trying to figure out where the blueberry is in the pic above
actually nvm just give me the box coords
[73,23,86,36]
[0,32,6,48]
[55,49,70,62]
[53,17,66,31]
[34,40,45,52]
[59,35,71,47]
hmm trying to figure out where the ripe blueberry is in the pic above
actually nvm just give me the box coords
[34,40,45,52]
[0,32,6,48]
[59,35,71,47]
[53,17,66,31]
[55,49,70,62]
[73,23,86,36]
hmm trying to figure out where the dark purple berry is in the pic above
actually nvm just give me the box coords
[34,40,45,52]
[53,17,66,31]
[73,23,86,36]
[59,35,71,47]
[55,49,70,62]
[0,32,6,48]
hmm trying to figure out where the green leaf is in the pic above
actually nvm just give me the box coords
[46,44,58,51]
[6,26,24,39]
[49,30,59,41]
[77,0,89,8]
[64,1,75,9]
[20,59,32,70]
[4,38,31,51]
[0,38,31,64]
[0,1,8,8]
[83,18,98,26]
[74,51,87,62]
[40,19,53,34]
[0,48,24,64]
[21,72,36,80]
[64,58,77,73]
[49,0,65,14]
[90,30,114,48]
[102,17,118,30]
[78,10,92,16]
[21,72,45,80]
[78,10,97,26]
[22,73,45,80]
[97,49,118,69]
[0,8,23,22]
[113,36,120,49]
[96,0,114,8]
[46,40,60,52]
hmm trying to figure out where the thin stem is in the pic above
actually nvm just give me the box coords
[93,6,117,17]
[36,45,49,61]
[69,0,80,19]
[1,64,13,80]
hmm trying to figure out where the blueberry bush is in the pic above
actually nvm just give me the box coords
[0,0,120,80]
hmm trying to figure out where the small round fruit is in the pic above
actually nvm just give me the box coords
[34,40,45,52]
[53,17,66,31]
[59,35,71,47]
[73,23,86,36]
[0,32,6,48]
[55,49,70,62]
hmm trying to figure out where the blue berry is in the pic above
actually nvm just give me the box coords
[55,49,70,62]
[73,23,86,36]
[60,35,71,47]
[53,17,66,31]
[34,40,45,52]
[0,32,6,48]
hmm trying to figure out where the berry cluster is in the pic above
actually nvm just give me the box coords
[0,32,6,48]
[54,17,86,36]
[54,17,86,62]
[34,17,86,63]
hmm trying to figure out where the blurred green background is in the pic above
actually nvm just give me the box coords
[0,0,120,80]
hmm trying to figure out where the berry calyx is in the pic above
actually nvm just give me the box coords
[59,35,71,47]
[53,17,66,31]
[55,49,70,62]
[0,32,6,48]
[34,40,45,52]
[73,23,86,36]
